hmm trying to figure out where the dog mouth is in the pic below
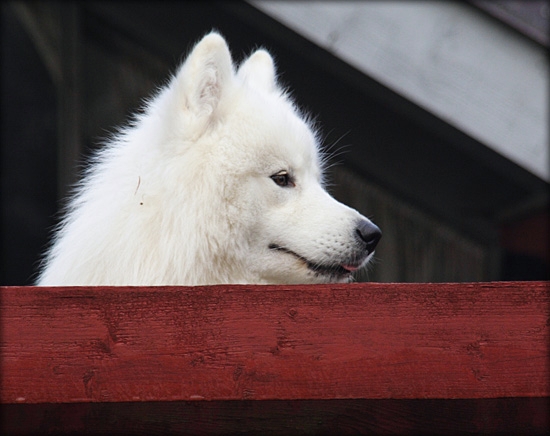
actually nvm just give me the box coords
[268,243,362,279]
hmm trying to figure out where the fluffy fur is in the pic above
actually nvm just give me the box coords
[37,33,381,286]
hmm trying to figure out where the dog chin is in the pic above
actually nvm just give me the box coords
[311,270,354,284]
[268,243,369,284]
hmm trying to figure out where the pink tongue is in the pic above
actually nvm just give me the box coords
[342,264,359,272]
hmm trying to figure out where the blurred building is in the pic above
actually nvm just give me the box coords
[1,1,548,284]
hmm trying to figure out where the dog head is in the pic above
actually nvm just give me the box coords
[163,33,381,284]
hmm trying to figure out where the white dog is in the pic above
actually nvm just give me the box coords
[37,33,381,286]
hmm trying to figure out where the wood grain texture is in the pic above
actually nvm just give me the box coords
[1,282,548,405]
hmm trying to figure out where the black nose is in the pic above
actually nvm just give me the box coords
[356,219,382,253]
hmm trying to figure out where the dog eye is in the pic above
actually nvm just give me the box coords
[270,171,294,187]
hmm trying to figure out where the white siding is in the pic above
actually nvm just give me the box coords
[250,0,549,182]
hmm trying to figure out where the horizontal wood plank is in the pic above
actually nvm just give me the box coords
[2,398,548,436]
[1,282,548,404]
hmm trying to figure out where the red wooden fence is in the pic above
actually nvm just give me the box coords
[1,281,548,435]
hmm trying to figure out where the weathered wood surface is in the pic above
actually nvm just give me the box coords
[1,282,548,405]
[250,1,549,182]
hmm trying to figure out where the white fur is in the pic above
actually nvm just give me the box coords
[37,33,379,286]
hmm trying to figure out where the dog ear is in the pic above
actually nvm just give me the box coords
[238,49,277,92]
[175,32,234,118]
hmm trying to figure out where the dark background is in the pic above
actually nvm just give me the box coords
[2,1,548,285]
